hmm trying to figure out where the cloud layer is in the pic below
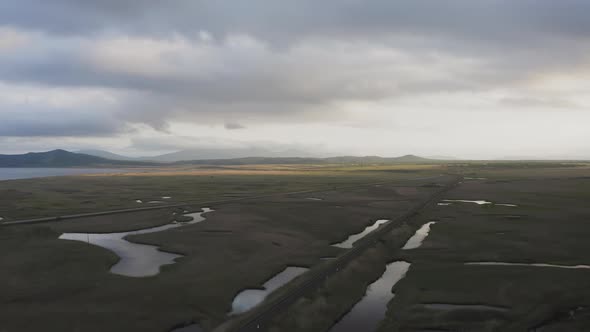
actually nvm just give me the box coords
[1,1,590,158]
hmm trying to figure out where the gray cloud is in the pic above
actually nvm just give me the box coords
[3,1,590,44]
[498,97,580,109]
[1,1,590,157]
[0,107,126,137]
[2,1,590,98]
[224,122,245,130]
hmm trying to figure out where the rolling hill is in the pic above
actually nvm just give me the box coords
[0,150,156,167]
[79,147,318,162]
[0,150,442,167]
[75,149,135,161]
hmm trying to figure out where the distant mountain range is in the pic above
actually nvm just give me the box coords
[79,149,436,164]
[76,149,136,161]
[0,149,442,167]
[0,150,156,167]
[77,148,317,162]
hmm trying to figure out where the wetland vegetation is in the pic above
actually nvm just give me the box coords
[2,162,590,331]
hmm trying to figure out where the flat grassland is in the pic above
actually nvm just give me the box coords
[3,162,590,332]
[0,164,448,332]
[268,163,590,332]
[0,164,440,221]
[385,168,590,332]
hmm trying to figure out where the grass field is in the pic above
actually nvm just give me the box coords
[0,164,451,332]
[383,172,590,332]
[265,163,590,332]
[2,162,590,332]
[0,164,442,221]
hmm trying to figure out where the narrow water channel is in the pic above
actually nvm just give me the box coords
[328,261,411,332]
[422,303,508,312]
[402,221,437,250]
[466,262,590,269]
[332,219,389,249]
[230,266,308,315]
[59,208,213,277]
[440,200,518,207]
[442,199,492,205]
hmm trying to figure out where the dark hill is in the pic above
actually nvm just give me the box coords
[0,150,439,167]
[0,150,156,167]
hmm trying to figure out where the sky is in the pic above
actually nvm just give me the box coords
[1,0,590,159]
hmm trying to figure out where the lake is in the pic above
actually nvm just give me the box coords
[0,168,130,181]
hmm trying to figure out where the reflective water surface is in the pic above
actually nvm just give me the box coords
[59,208,213,277]
[402,221,437,250]
[230,266,308,315]
[422,303,507,312]
[466,262,590,269]
[332,219,389,249]
[442,199,492,205]
[0,167,130,180]
[440,200,518,207]
[329,261,411,332]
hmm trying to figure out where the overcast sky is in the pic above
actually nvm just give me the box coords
[1,0,590,159]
